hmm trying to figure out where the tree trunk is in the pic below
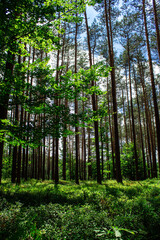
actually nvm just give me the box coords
[88,127,92,179]
[104,0,122,183]
[31,149,35,179]
[100,119,104,180]
[107,78,116,179]
[82,96,87,180]
[84,10,101,184]
[47,135,50,180]
[55,48,60,184]
[0,51,15,184]
[12,100,19,183]
[139,61,157,177]
[127,43,139,180]
[75,13,79,184]
[122,87,128,144]
[125,67,133,142]
[134,68,147,179]
[63,100,68,181]
[143,0,160,175]
[42,113,46,181]
[52,138,55,180]
[153,0,160,60]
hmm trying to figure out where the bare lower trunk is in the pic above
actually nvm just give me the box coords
[139,61,157,177]
[0,51,15,184]
[134,69,146,179]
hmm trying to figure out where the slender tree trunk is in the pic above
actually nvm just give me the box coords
[47,135,50,180]
[88,127,92,179]
[105,114,110,179]
[42,113,46,181]
[38,144,42,180]
[55,131,59,183]
[24,46,32,181]
[100,119,104,180]
[63,99,68,181]
[52,138,55,180]
[0,51,15,184]
[142,102,153,178]
[12,101,19,183]
[55,48,60,184]
[83,126,87,180]
[82,96,86,180]
[153,0,160,60]
[122,87,128,144]
[31,149,35,179]
[62,40,69,181]
[17,145,22,184]
[17,51,26,184]
[37,114,42,180]
[22,146,25,179]
[22,108,27,179]
[25,144,29,180]
[68,129,72,180]
[81,129,84,180]
[63,135,67,180]
[149,97,156,150]
[146,119,153,178]
[84,10,101,184]
[139,61,157,177]
[143,0,160,175]
[75,13,79,184]
[134,69,147,179]
[17,104,24,184]
[125,67,133,142]
[107,78,116,179]
[104,0,122,183]
[127,43,139,180]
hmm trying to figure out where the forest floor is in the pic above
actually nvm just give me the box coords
[0,179,160,240]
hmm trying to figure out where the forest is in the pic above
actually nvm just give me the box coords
[0,0,160,239]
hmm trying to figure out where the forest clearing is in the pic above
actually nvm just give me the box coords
[0,179,160,240]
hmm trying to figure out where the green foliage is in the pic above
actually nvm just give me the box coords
[120,143,144,180]
[1,59,110,149]
[0,0,89,150]
[1,156,12,179]
[0,179,160,239]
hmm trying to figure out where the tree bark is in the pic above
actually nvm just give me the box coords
[153,0,160,60]
[47,135,50,180]
[75,13,79,184]
[125,67,133,142]
[0,51,15,184]
[143,0,160,175]
[55,48,60,184]
[104,0,122,182]
[127,42,139,180]
[139,60,157,177]
[42,113,46,181]
[52,138,55,180]
[84,10,101,184]
[134,68,147,179]
[87,127,92,179]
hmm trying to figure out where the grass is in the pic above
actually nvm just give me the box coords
[0,179,160,239]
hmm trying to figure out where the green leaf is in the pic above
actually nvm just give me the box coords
[118,228,137,235]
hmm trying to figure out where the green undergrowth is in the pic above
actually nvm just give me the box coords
[0,179,160,239]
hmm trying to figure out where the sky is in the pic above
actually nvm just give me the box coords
[86,5,98,26]
[86,4,124,56]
